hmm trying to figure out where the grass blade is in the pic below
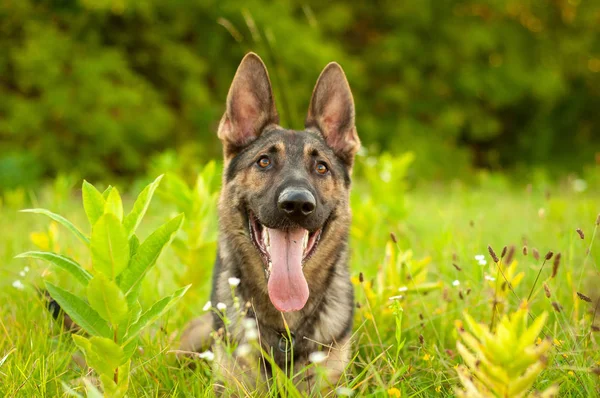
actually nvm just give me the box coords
[123,175,163,238]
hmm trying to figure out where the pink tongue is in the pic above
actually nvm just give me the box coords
[266,228,310,312]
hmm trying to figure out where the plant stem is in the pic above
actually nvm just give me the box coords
[114,328,119,384]
[527,258,548,302]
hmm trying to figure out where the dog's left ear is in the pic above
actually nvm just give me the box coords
[218,53,279,154]
[306,62,360,166]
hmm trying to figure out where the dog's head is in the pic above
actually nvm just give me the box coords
[217,53,360,312]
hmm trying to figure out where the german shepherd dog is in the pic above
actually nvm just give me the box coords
[179,53,361,393]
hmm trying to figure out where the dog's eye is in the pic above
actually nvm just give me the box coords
[315,162,329,175]
[257,156,271,168]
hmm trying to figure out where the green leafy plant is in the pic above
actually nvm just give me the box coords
[17,175,189,397]
[454,303,558,398]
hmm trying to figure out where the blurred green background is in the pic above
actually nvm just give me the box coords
[1,0,599,190]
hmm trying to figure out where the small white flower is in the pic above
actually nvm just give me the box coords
[216,302,227,311]
[242,318,256,330]
[236,343,252,357]
[19,271,26,277]
[474,254,485,261]
[336,387,355,396]
[484,275,496,281]
[197,350,214,361]
[228,277,241,287]
[478,259,487,266]
[388,295,404,301]
[245,328,258,341]
[12,280,25,290]
[202,301,212,311]
[452,280,460,287]
[573,179,587,193]
[309,351,328,364]
[24,266,30,273]
[398,286,408,292]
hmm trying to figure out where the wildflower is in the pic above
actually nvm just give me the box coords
[573,179,587,192]
[536,337,542,345]
[389,295,404,301]
[202,301,212,311]
[452,280,460,287]
[568,371,574,376]
[19,271,26,277]
[197,350,215,361]
[398,286,408,292]
[24,266,30,272]
[242,318,256,330]
[336,387,354,396]
[435,386,442,393]
[245,328,258,341]
[484,275,495,281]
[12,280,25,290]
[562,353,568,359]
[228,277,241,287]
[478,259,487,266]
[351,276,361,285]
[309,351,328,364]
[553,339,563,347]
[236,343,251,357]
[474,254,485,261]
[387,387,401,397]
[423,353,433,361]
[216,302,227,311]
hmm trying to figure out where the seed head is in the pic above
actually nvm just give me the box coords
[501,246,507,259]
[596,213,600,226]
[551,253,561,278]
[390,232,397,243]
[576,292,592,303]
[545,251,554,261]
[523,246,528,255]
[488,245,499,263]
[576,228,584,240]
[533,249,540,261]
[592,325,600,332]
[543,282,551,298]
[452,263,462,271]
[551,302,562,313]
[358,272,364,283]
[419,334,424,344]
[505,245,515,265]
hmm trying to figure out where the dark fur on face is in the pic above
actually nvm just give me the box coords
[180,53,360,393]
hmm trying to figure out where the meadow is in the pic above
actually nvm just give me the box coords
[1,157,598,397]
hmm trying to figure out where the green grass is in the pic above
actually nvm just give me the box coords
[1,178,599,397]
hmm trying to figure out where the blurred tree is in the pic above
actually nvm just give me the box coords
[0,0,598,188]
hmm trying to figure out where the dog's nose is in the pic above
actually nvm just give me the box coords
[278,188,316,217]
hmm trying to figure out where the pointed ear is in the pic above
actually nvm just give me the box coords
[305,62,360,166]
[218,53,279,153]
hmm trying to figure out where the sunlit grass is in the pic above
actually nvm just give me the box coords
[1,175,599,396]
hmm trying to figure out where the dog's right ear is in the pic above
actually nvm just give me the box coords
[218,53,279,154]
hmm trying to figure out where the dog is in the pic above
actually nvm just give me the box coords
[179,52,361,394]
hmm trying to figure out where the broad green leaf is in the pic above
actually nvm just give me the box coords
[104,188,123,222]
[21,209,90,245]
[16,251,91,286]
[123,175,163,237]
[87,274,128,327]
[102,186,113,200]
[91,213,130,279]
[129,234,140,258]
[123,285,190,344]
[45,282,111,338]
[82,181,106,227]
[119,213,184,296]
[74,335,123,378]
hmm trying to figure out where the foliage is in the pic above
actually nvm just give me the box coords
[1,0,599,189]
[16,176,189,397]
[455,305,557,397]
[0,161,599,396]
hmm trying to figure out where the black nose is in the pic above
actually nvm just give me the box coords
[278,188,316,217]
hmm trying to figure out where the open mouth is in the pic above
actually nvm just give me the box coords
[248,212,323,312]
